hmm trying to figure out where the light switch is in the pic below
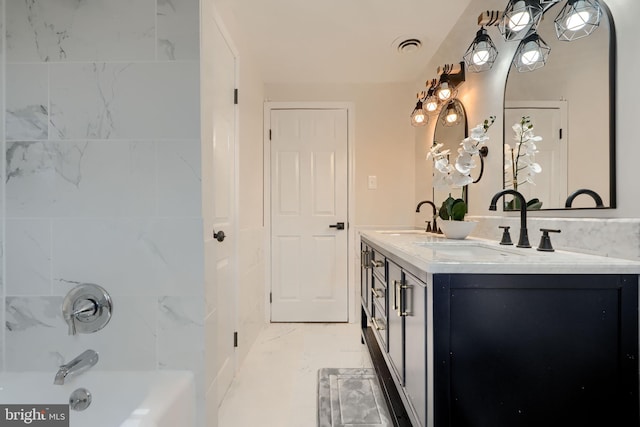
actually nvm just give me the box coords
[368,175,377,190]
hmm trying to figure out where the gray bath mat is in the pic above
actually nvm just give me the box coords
[318,368,392,427]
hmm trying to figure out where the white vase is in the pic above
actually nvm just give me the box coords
[439,220,478,240]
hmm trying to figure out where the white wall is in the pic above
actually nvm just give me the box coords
[415,0,640,235]
[265,83,416,227]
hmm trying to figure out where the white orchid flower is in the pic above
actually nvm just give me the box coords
[427,116,495,192]
[455,152,476,174]
[469,125,489,143]
[461,138,479,154]
[451,170,473,187]
[426,143,450,160]
[434,158,451,174]
[433,172,450,189]
[529,162,542,173]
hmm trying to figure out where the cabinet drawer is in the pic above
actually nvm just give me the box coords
[370,250,386,281]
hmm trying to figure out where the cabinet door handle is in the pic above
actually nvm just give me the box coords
[371,259,384,268]
[397,281,402,316]
[372,317,385,331]
[400,284,413,317]
[371,288,384,299]
[393,280,400,315]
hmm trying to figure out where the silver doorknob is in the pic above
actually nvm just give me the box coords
[213,230,226,242]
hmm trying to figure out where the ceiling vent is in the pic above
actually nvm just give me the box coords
[396,38,422,53]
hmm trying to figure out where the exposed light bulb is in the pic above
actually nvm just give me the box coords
[426,100,439,112]
[521,46,541,65]
[411,101,428,127]
[508,2,531,32]
[446,111,458,123]
[438,83,452,101]
[472,43,491,65]
[565,9,591,31]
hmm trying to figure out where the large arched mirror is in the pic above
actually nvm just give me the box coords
[433,98,468,205]
[503,1,615,210]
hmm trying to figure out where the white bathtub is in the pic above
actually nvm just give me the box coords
[0,370,195,427]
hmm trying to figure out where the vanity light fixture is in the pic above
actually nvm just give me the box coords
[499,0,544,41]
[441,100,464,127]
[410,65,464,125]
[512,31,551,72]
[410,91,428,127]
[435,62,465,103]
[462,1,603,75]
[554,0,602,41]
[464,11,502,73]
[436,76,454,102]
[424,79,440,115]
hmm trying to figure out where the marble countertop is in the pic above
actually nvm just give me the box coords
[360,230,640,274]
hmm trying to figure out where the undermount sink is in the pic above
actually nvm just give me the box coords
[413,242,524,261]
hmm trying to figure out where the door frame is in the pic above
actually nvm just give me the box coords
[263,102,356,323]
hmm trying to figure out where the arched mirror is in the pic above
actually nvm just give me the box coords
[503,1,615,210]
[433,98,468,205]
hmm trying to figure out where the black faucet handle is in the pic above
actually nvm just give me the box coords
[498,226,513,245]
[537,228,561,252]
[425,221,432,233]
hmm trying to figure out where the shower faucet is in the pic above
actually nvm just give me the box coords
[62,283,113,335]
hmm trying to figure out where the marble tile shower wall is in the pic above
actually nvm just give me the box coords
[1,0,5,372]
[2,0,205,395]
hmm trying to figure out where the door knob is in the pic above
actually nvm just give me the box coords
[329,222,345,230]
[213,230,226,242]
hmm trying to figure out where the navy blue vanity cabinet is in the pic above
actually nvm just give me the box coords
[433,273,639,427]
[361,235,640,427]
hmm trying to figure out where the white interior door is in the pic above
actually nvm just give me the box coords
[210,19,237,404]
[270,109,349,322]
[505,102,568,208]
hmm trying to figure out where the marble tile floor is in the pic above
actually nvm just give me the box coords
[218,323,373,427]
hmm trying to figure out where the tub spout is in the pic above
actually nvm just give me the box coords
[54,349,99,385]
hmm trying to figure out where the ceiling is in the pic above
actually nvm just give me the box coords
[220,0,473,84]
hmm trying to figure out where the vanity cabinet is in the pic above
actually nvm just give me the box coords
[433,273,639,427]
[360,234,639,427]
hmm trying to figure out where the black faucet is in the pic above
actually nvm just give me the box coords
[488,190,531,248]
[416,200,440,233]
[565,188,604,208]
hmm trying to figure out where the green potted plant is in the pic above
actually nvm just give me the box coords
[438,195,477,239]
